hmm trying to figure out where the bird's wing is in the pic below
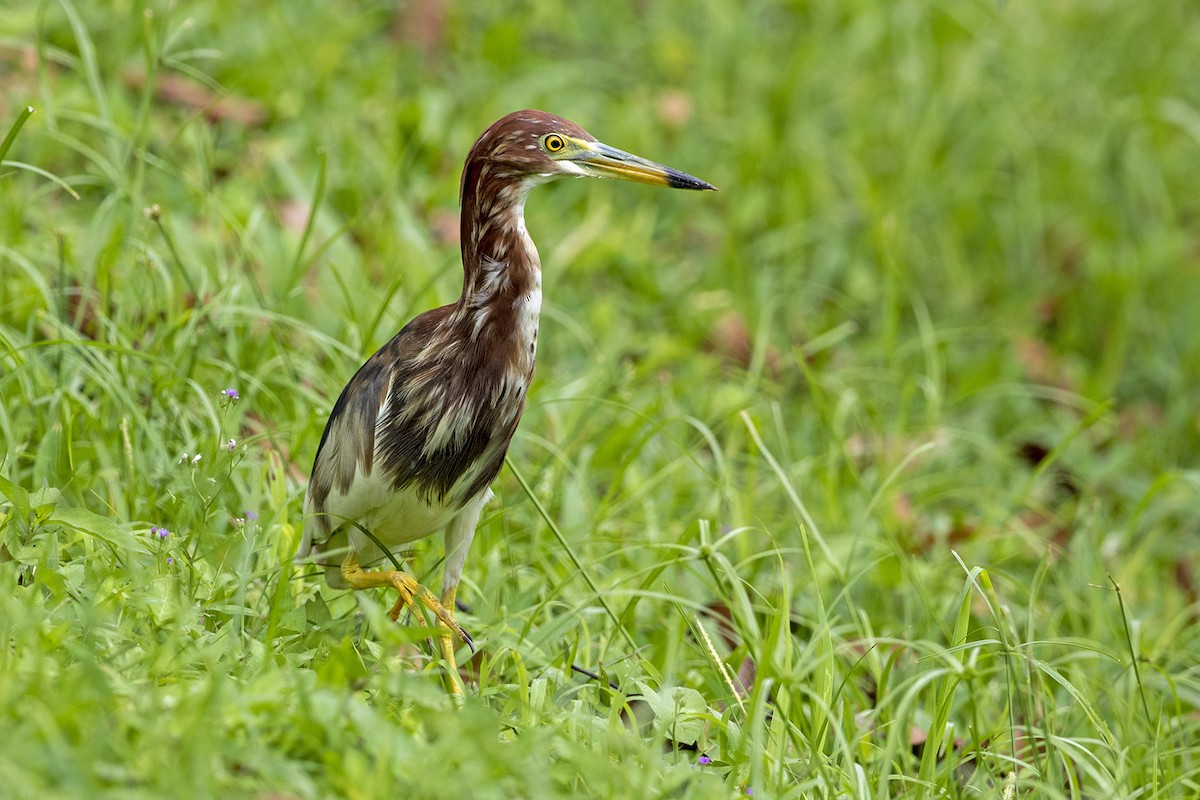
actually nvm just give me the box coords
[299,305,462,550]
[299,348,392,554]
[298,302,518,559]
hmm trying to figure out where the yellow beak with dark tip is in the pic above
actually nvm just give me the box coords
[567,138,718,191]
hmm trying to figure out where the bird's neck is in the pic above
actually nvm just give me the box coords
[452,168,543,377]
[460,161,544,280]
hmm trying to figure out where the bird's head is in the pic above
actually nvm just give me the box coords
[463,109,717,194]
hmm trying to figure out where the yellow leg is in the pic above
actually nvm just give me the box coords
[438,584,465,697]
[341,552,473,689]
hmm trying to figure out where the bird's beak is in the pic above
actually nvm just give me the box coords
[569,139,717,191]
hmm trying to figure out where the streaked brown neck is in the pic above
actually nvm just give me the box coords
[458,160,542,299]
[451,158,543,380]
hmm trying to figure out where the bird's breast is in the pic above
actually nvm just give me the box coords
[372,271,542,510]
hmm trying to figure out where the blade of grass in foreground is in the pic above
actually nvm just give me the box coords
[507,455,639,653]
[0,106,35,163]
[0,107,80,199]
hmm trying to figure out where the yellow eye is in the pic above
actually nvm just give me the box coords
[542,133,566,153]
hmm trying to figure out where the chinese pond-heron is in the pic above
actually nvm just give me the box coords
[298,110,715,693]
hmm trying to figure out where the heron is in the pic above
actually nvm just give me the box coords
[297,110,716,693]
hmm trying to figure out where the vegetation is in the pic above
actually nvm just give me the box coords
[2,0,1198,796]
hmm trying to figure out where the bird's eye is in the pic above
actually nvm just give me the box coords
[542,133,566,153]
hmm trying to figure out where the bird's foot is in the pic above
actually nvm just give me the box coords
[384,582,468,697]
[385,572,474,651]
[340,553,469,695]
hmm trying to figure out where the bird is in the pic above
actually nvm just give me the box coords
[297,109,716,693]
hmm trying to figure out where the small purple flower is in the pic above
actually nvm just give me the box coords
[166,557,173,565]
[745,789,754,796]
[698,755,712,766]
[244,510,259,521]
[150,526,171,539]
[220,388,240,403]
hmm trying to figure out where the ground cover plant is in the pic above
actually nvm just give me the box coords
[2,0,1198,797]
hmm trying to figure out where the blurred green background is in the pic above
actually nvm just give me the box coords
[2,0,1198,796]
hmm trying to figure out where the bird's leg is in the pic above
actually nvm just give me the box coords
[437,583,464,696]
[340,552,472,648]
[433,491,487,695]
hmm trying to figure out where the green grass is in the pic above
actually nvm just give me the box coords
[2,0,1199,796]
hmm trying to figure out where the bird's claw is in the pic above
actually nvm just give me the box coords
[437,607,474,652]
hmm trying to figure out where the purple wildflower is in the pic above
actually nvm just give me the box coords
[150,526,170,539]
[244,510,259,521]
[220,388,240,402]
[745,789,754,796]
[166,557,173,565]
[698,755,712,766]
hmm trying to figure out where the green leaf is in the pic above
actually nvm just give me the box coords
[47,505,150,555]
[0,472,32,521]
[636,681,710,746]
